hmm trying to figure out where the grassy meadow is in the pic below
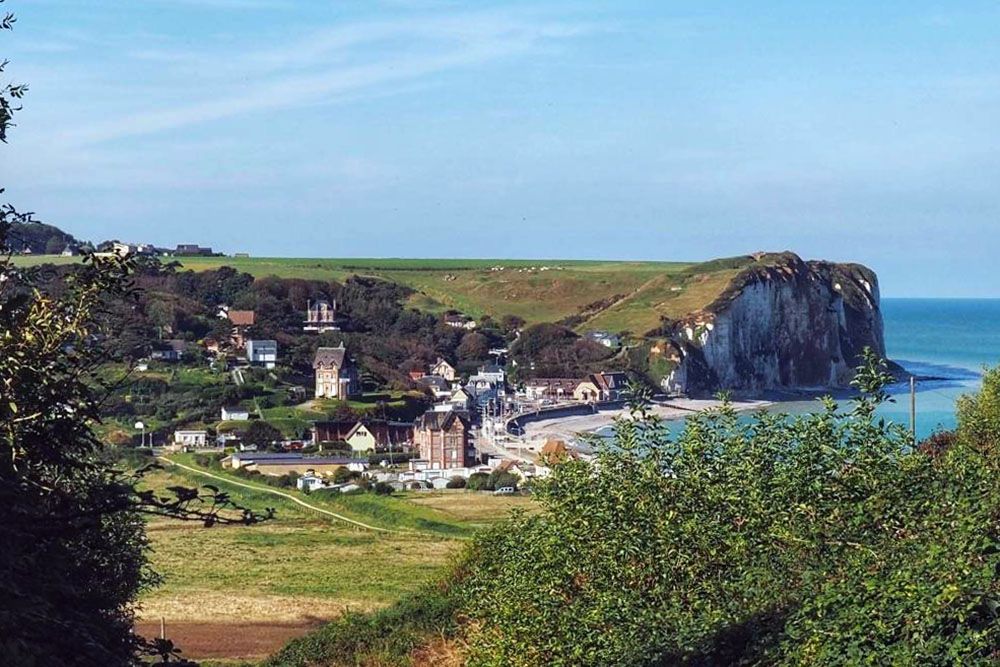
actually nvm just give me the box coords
[14,254,764,334]
[138,456,533,663]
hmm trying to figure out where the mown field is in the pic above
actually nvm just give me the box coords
[15,254,761,335]
[137,456,533,665]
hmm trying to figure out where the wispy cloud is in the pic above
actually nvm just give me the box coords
[56,10,594,146]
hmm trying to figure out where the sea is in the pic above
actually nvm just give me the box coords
[618,299,1000,442]
[875,298,1000,439]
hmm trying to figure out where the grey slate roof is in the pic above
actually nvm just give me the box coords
[416,410,468,431]
[313,344,347,369]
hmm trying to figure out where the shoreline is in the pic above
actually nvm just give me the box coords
[520,398,774,448]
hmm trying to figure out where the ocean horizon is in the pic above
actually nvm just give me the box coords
[874,297,1000,438]
[626,298,1000,442]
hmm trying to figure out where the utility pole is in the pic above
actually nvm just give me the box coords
[910,376,917,443]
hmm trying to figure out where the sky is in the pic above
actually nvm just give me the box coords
[2,1,999,297]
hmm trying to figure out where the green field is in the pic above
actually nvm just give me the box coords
[138,456,533,663]
[17,254,761,335]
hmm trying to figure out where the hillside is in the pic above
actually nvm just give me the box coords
[11,254,752,335]
[6,221,79,254]
[14,250,886,393]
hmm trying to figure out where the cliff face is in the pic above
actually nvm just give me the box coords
[661,253,885,395]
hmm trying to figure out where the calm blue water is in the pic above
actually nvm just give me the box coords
[605,299,1000,442]
[875,298,1000,438]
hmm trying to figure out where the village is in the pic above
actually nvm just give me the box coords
[158,296,635,496]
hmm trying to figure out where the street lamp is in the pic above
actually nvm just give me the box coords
[134,421,146,448]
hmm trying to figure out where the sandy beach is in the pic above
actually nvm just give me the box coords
[521,398,773,447]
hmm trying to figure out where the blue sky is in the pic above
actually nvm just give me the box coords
[3,1,999,297]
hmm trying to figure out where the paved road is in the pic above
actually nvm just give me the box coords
[159,456,395,533]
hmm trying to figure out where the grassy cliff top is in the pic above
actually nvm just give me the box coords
[13,252,865,336]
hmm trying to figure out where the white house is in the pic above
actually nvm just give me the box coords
[430,358,457,381]
[448,387,474,411]
[221,405,250,421]
[443,314,476,330]
[297,474,329,492]
[474,364,506,385]
[584,331,621,348]
[246,339,278,369]
[173,430,208,448]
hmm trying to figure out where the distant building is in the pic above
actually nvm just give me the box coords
[226,310,256,327]
[221,406,250,421]
[574,372,629,402]
[304,299,340,332]
[313,344,359,399]
[249,457,357,476]
[344,421,414,453]
[246,340,277,369]
[418,375,452,400]
[61,246,79,257]
[443,313,477,330]
[524,378,582,401]
[227,451,301,469]
[447,387,474,411]
[585,331,622,349]
[538,439,578,466]
[150,339,186,362]
[474,364,506,385]
[311,420,360,445]
[414,411,472,469]
[174,430,208,448]
[226,310,255,349]
[313,420,412,453]
[430,358,456,381]
[174,244,213,256]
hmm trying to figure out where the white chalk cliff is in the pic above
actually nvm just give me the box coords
[661,253,885,394]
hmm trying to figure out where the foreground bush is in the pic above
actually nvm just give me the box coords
[264,583,459,666]
[457,353,1000,665]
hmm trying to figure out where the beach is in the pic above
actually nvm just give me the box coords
[520,397,773,447]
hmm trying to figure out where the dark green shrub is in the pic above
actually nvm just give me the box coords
[466,472,490,491]
[486,470,518,491]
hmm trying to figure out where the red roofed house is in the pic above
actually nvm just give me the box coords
[574,372,629,402]
[227,310,255,349]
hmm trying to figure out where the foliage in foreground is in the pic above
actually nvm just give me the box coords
[456,352,999,665]
[263,583,459,667]
[1,6,269,662]
[269,353,998,666]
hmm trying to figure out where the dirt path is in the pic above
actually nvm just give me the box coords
[136,620,327,662]
[159,456,395,533]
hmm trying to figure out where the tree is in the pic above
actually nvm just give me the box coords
[457,331,490,361]
[457,351,1000,665]
[243,420,284,450]
[500,314,525,336]
[332,465,353,484]
[466,472,490,491]
[0,7,270,664]
[44,234,66,254]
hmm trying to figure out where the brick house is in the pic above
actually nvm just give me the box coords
[414,411,472,469]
